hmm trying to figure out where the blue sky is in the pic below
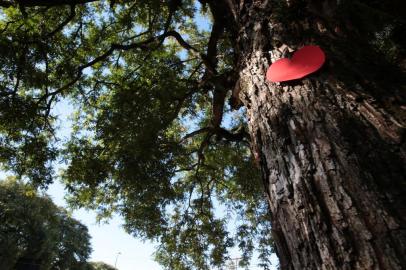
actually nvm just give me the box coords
[47,180,162,269]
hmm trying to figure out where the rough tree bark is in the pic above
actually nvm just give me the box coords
[225,0,406,269]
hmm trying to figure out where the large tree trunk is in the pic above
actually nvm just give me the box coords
[227,0,406,269]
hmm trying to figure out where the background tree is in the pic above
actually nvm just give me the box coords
[0,177,92,270]
[0,0,405,269]
[88,261,118,270]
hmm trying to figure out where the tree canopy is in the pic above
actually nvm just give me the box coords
[0,177,92,270]
[89,261,118,270]
[0,1,273,269]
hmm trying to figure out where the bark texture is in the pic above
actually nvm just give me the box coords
[225,0,406,269]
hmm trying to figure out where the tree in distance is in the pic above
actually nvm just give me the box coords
[0,177,92,270]
[89,261,118,270]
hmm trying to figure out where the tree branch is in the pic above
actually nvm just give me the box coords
[206,18,224,73]
[180,126,248,145]
[46,5,76,38]
[215,127,249,142]
[0,0,99,7]
[159,0,182,45]
[39,30,207,101]
[180,127,212,143]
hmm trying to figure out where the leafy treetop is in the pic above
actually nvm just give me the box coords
[0,1,274,269]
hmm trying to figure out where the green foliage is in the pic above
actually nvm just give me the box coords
[89,261,118,270]
[0,177,92,270]
[0,1,274,269]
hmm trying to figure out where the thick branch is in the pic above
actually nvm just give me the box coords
[215,127,249,142]
[0,0,98,7]
[212,87,227,127]
[180,127,212,143]
[206,19,224,71]
[180,126,248,144]
[112,30,215,73]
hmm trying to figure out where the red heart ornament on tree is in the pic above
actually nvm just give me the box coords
[266,45,325,82]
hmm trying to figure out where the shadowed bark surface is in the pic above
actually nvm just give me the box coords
[225,0,406,269]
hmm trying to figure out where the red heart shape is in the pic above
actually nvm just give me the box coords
[266,45,325,82]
